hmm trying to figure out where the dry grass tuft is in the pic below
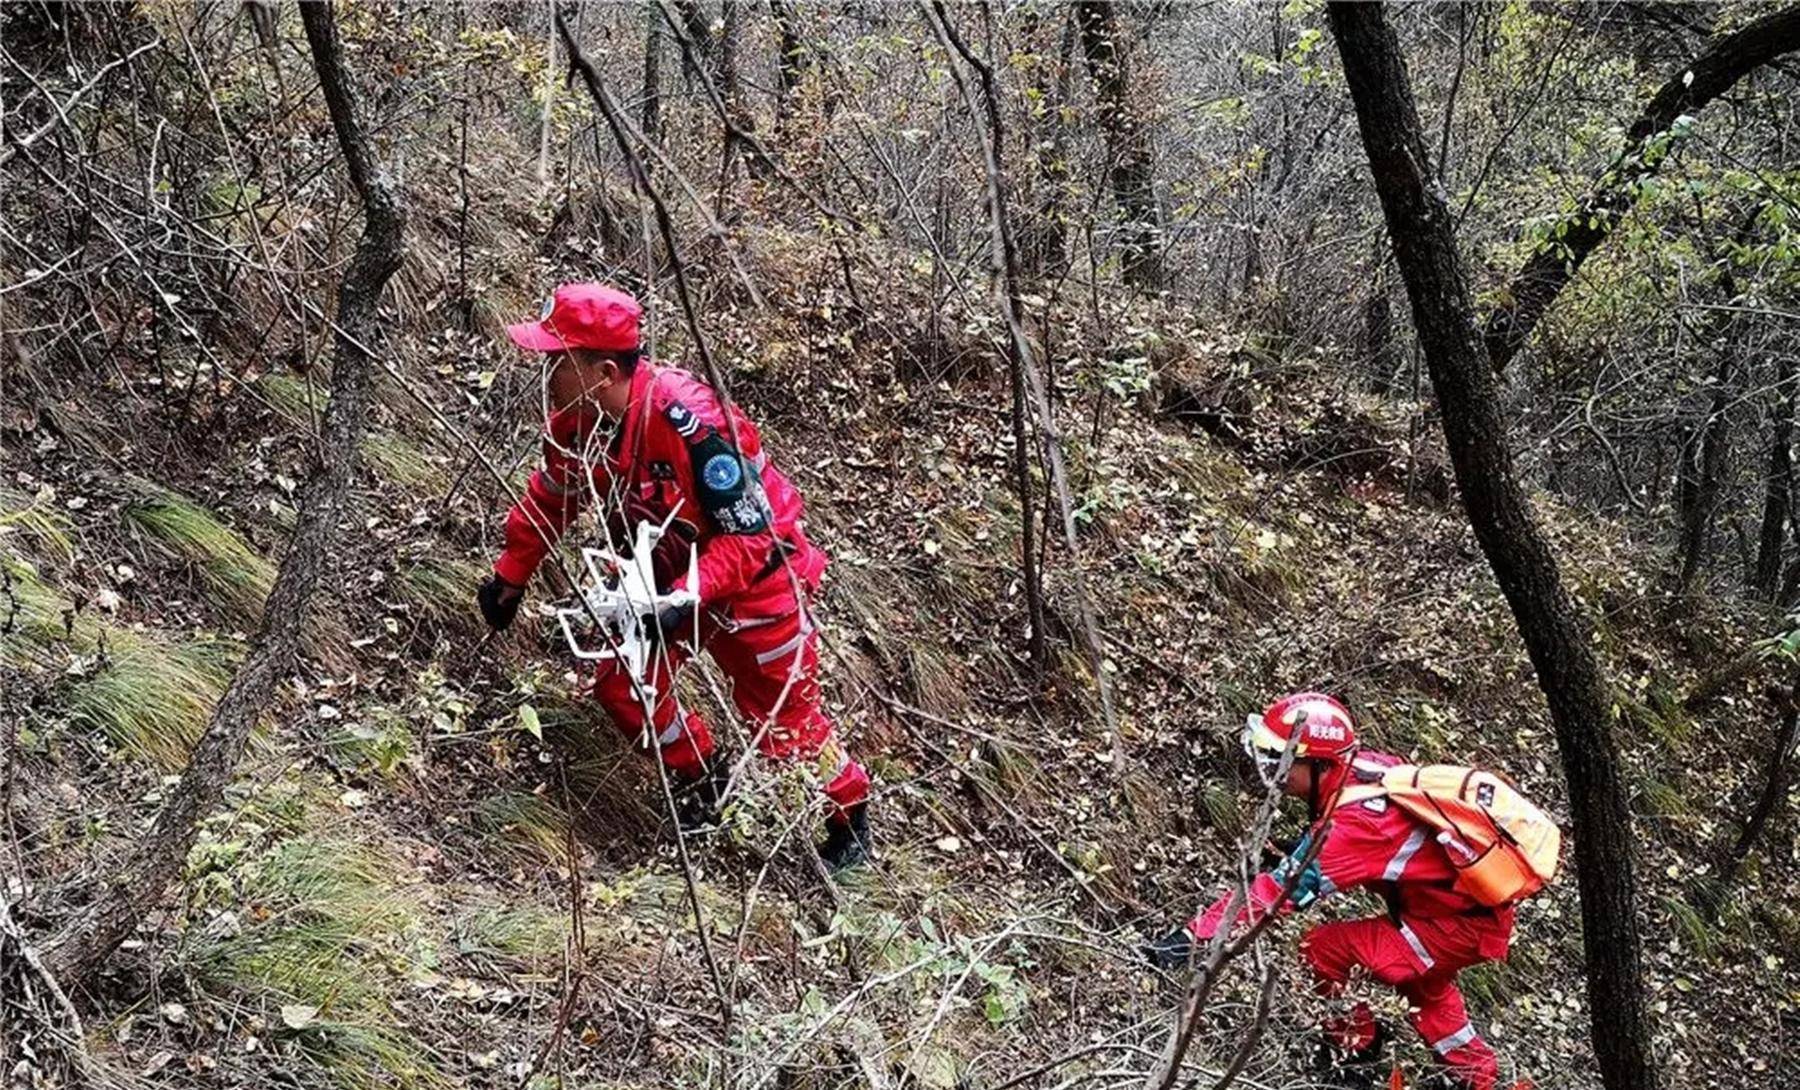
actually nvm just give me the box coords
[192,832,445,1090]
[398,555,485,626]
[362,430,447,495]
[125,484,275,621]
[66,633,233,769]
[0,487,76,565]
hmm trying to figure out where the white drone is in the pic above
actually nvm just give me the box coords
[554,509,698,689]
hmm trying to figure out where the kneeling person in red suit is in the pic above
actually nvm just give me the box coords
[1146,694,1537,1090]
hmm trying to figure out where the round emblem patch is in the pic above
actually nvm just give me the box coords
[702,453,742,491]
[539,295,555,320]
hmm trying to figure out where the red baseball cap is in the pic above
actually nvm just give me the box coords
[506,283,642,353]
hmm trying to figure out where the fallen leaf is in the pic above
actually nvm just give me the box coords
[280,1004,319,1031]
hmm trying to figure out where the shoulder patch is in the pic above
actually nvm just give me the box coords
[702,452,743,491]
[664,401,702,440]
[687,430,771,535]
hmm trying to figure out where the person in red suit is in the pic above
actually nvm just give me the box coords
[476,283,870,868]
[1146,694,1529,1090]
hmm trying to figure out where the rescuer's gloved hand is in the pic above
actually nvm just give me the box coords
[643,600,694,645]
[650,515,699,594]
[477,575,524,631]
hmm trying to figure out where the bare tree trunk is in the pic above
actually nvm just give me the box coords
[1364,240,1397,394]
[1484,4,1800,370]
[926,0,1123,764]
[536,0,557,194]
[715,0,759,197]
[770,0,809,131]
[1677,352,1735,594]
[642,0,664,156]
[670,0,713,81]
[1074,0,1164,290]
[1327,7,1661,1089]
[1754,357,1795,597]
[1019,6,1073,279]
[1720,678,1800,881]
[39,0,405,986]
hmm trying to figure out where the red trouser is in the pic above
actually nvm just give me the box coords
[591,598,869,817]
[1302,915,1504,1090]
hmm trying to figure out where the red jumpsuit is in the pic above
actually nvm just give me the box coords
[1187,752,1512,1090]
[492,361,868,814]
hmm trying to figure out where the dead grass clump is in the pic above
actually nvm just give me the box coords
[65,633,233,769]
[125,484,275,621]
[397,555,485,631]
[190,832,445,1090]
[470,789,574,866]
[256,371,327,425]
[0,486,76,565]
[361,430,447,495]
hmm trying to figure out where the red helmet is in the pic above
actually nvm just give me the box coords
[1242,692,1359,778]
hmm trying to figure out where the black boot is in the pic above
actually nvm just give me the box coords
[818,805,872,871]
[1142,928,1196,970]
[674,763,731,833]
[1310,1025,1392,1090]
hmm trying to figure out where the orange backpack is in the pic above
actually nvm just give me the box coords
[1336,764,1561,907]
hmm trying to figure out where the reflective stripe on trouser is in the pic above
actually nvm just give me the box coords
[1301,917,1501,1090]
[590,601,867,810]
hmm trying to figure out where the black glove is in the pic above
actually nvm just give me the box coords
[1142,928,1195,970]
[644,600,694,643]
[477,575,524,631]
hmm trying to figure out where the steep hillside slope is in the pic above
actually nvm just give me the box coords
[4,225,1794,1090]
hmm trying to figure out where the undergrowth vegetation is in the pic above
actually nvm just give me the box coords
[3,3,1798,1090]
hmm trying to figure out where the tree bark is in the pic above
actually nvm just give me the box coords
[40,0,405,985]
[769,0,810,130]
[1019,6,1073,278]
[641,0,664,157]
[1719,678,1800,881]
[1327,6,1661,1090]
[1676,351,1735,594]
[670,0,713,80]
[1074,0,1164,290]
[1753,354,1796,597]
[922,2,1047,674]
[1483,4,1800,371]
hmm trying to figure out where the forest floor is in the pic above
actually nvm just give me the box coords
[4,216,1796,1090]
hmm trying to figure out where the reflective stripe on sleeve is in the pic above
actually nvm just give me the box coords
[1431,1022,1478,1056]
[1382,827,1428,881]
